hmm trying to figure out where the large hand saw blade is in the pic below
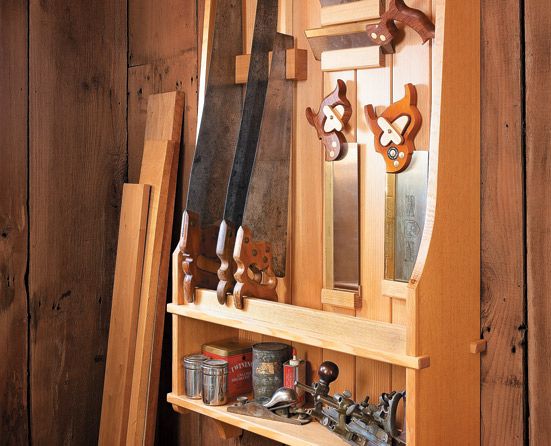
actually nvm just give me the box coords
[240,33,294,277]
[222,0,279,226]
[185,0,243,226]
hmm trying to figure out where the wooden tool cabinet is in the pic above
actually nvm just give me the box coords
[168,0,480,444]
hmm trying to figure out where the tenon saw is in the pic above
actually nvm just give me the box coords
[232,33,295,309]
[179,0,243,303]
[216,0,279,304]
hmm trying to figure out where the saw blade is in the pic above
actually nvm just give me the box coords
[240,33,294,277]
[393,151,428,282]
[222,0,279,226]
[185,0,243,226]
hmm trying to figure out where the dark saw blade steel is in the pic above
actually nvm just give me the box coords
[241,33,294,277]
[222,0,279,226]
[186,0,243,226]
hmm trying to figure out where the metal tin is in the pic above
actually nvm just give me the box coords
[252,342,291,402]
[202,359,229,406]
[183,354,209,399]
[202,339,252,398]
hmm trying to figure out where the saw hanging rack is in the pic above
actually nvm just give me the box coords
[169,0,481,445]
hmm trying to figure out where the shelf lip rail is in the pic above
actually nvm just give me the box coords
[167,289,430,370]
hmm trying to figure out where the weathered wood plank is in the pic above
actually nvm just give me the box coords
[129,0,198,66]
[0,2,29,445]
[525,1,551,444]
[481,1,526,444]
[29,0,127,444]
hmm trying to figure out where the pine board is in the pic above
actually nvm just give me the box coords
[99,184,151,446]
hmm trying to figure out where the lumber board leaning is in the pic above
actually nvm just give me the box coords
[127,91,184,446]
[99,184,151,446]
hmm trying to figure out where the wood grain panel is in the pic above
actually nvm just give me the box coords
[129,0,198,66]
[0,1,29,444]
[99,184,150,446]
[481,1,526,444]
[29,0,127,444]
[291,0,325,383]
[525,1,551,444]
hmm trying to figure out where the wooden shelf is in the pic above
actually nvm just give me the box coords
[167,289,429,369]
[167,393,348,446]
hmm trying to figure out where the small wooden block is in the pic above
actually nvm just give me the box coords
[214,420,243,440]
[321,288,361,310]
[320,0,382,27]
[470,339,487,354]
[235,49,308,84]
[286,48,308,81]
[381,279,408,300]
[321,46,383,72]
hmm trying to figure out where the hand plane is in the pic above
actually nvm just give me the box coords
[227,388,311,425]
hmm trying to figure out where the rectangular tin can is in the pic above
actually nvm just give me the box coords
[202,339,252,399]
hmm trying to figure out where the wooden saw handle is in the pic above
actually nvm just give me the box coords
[306,79,352,162]
[179,210,220,303]
[216,220,237,304]
[366,0,435,47]
[233,226,278,309]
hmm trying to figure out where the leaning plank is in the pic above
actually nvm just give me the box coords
[127,91,184,446]
[99,184,151,446]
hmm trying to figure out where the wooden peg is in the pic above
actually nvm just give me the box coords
[216,220,237,304]
[365,83,422,173]
[235,48,308,84]
[179,210,220,303]
[306,79,352,161]
[366,0,435,47]
[233,226,278,309]
[470,339,488,354]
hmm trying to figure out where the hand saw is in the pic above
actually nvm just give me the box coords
[231,33,294,309]
[216,0,279,304]
[179,0,243,303]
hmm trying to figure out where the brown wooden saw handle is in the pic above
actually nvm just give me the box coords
[216,220,237,305]
[233,226,278,310]
[366,0,435,46]
[306,79,352,162]
[179,210,220,303]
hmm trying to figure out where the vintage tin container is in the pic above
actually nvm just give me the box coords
[252,342,291,402]
[202,339,252,399]
[183,353,209,399]
[283,350,306,406]
[201,359,228,406]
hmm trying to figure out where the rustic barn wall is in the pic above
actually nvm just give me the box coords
[1,1,551,445]
[28,0,127,444]
[0,2,29,444]
[481,1,526,444]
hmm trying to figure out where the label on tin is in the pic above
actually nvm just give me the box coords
[256,362,275,375]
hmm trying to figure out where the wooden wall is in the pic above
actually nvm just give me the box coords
[0,1,550,445]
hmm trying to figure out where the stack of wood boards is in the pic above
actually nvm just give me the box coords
[99,91,184,446]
